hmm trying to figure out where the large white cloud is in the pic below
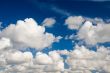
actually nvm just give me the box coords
[0,50,65,73]
[78,20,110,45]
[0,45,110,73]
[0,18,64,73]
[65,16,110,45]
[66,45,110,73]
[6,51,33,64]
[0,18,59,50]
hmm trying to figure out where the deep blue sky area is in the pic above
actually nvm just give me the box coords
[0,0,110,51]
[1,0,110,24]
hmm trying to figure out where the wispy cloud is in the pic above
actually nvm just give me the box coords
[51,6,71,16]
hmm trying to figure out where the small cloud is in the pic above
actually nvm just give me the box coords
[65,16,85,30]
[42,18,56,27]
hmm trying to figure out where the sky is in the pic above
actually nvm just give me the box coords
[0,0,110,73]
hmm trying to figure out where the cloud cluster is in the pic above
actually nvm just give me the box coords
[0,18,64,73]
[65,16,110,45]
[0,18,59,50]
[51,45,110,73]
[65,45,110,73]
[78,20,110,45]
[0,41,64,73]
[0,38,110,73]
[0,17,110,73]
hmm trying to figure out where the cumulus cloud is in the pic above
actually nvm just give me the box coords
[0,18,59,50]
[65,16,85,30]
[6,51,33,64]
[0,17,110,73]
[65,16,108,30]
[0,38,12,50]
[0,50,64,73]
[64,16,110,45]
[0,44,65,73]
[42,18,56,27]
[35,52,53,65]
[66,45,110,73]
[0,18,65,73]
[78,20,110,45]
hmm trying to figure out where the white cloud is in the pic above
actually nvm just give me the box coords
[6,51,33,64]
[64,16,110,45]
[44,61,64,72]
[0,38,12,50]
[78,20,110,45]
[0,18,64,73]
[43,51,64,72]
[66,45,110,73]
[0,17,110,73]
[42,18,56,27]
[0,44,109,73]
[77,21,96,44]
[35,52,53,65]
[65,16,85,30]
[49,51,63,62]
[3,51,64,73]
[0,18,58,50]
[65,16,108,30]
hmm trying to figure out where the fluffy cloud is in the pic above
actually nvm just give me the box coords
[66,45,110,73]
[42,18,56,27]
[65,16,110,45]
[6,51,33,64]
[0,50,64,73]
[0,17,110,73]
[78,20,110,45]
[65,16,107,30]
[44,61,64,72]
[0,44,110,73]
[0,18,65,73]
[65,16,85,30]
[35,52,53,65]
[0,38,12,50]
[0,18,58,50]
[44,51,64,72]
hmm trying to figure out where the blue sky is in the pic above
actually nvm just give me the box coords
[0,0,110,73]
